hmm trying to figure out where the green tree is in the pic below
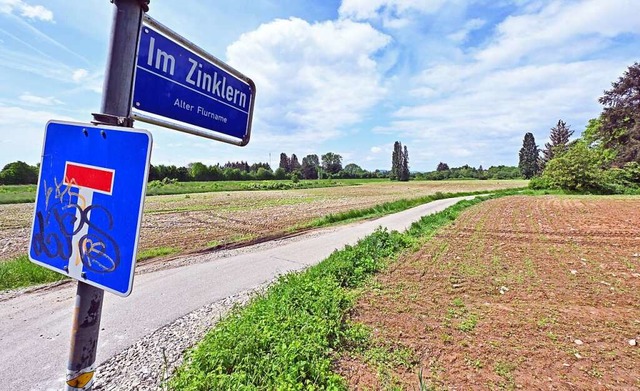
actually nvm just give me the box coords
[290,154,301,172]
[399,145,410,181]
[279,153,290,173]
[0,161,38,185]
[518,132,540,179]
[436,162,449,171]
[390,141,401,180]
[189,162,212,181]
[274,167,287,180]
[223,168,243,181]
[343,163,365,178]
[209,165,224,181]
[255,167,274,180]
[300,154,319,179]
[148,164,160,181]
[321,152,342,175]
[541,120,574,168]
[598,62,640,165]
[542,141,606,192]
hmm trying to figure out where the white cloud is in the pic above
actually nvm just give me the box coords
[20,3,51,21]
[71,68,102,93]
[227,17,391,144]
[0,0,53,21]
[374,59,631,168]
[475,0,640,67]
[19,92,63,106]
[0,44,71,81]
[447,18,486,42]
[72,68,88,82]
[370,146,382,153]
[449,146,472,157]
[0,104,76,164]
[363,0,640,169]
[339,0,448,21]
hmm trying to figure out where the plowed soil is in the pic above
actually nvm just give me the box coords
[0,180,525,262]
[337,196,640,390]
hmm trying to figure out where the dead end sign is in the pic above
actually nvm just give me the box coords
[28,120,152,296]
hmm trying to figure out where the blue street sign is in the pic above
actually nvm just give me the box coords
[29,121,152,297]
[132,16,256,146]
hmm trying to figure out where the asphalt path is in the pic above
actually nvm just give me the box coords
[0,196,474,390]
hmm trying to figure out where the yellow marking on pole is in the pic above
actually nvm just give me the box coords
[66,371,94,388]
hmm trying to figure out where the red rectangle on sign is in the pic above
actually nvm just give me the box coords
[64,162,115,194]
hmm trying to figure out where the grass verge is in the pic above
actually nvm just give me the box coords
[0,184,36,204]
[299,188,528,230]
[143,179,357,196]
[0,180,356,204]
[0,255,67,291]
[169,194,500,390]
[136,246,179,262]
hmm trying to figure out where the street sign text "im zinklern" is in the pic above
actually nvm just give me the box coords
[132,16,256,146]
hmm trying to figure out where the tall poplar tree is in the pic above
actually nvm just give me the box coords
[390,141,410,181]
[400,145,410,181]
[390,141,402,180]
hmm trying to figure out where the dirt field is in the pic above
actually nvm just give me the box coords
[337,195,640,390]
[0,180,525,263]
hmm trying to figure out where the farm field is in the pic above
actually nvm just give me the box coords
[337,195,640,389]
[0,179,357,204]
[0,180,525,263]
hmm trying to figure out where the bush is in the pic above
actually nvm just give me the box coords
[540,142,640,194]
[542,141,606,192]
[0,161,38,185]
[528,176,553,190]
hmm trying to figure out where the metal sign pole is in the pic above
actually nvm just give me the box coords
[65,1,148,389]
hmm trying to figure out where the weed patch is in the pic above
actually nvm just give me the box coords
[137,247,179,262]
[304,190,503,229]
[0,255,67,290]
[171,228,412,390]
[0,184,36,204]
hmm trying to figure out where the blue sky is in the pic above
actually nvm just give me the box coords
[1,0,638,172]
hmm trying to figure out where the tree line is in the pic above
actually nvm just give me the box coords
[518,61,640,193]
[154,152,396,182]
[417,164,521,180]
